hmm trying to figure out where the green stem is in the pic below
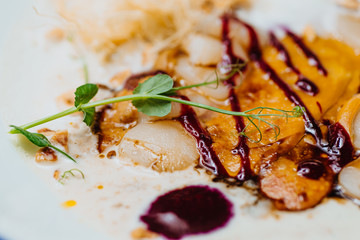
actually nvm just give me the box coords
[51,145,77,163]
[171,80,219,91]
[10,94,297,133]
[9,107,78,134]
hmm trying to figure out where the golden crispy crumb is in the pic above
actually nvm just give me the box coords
[37,128,55,134]
[53,170,60,180]
[131,227,158,239]
[35,147,57,163]
[37,129,69,151]
[106,150,116,159]
[46,28,65,42]
[303,25,317,42]
[51,130,69,151]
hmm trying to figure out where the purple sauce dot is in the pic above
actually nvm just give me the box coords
[297,160,326,180]
[295,77,319,96]
[140,185,233,239]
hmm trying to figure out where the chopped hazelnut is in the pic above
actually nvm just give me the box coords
[35,147,57,163]
[53,170,60,180]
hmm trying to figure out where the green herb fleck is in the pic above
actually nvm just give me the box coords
[58,168,85,185]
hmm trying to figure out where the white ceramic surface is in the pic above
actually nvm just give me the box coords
[1,1,360,240]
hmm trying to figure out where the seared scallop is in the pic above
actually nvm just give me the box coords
[182,33,223,66]
[118,120,199,172]
[175,57,230,100]
[337,94,360,149]
[338,158,360,201]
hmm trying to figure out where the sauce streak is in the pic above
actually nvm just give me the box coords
[221,15,252,181]
[295,78,319,96]
[140,185,233,240]
[229,16,324,147]
[226,16,354,178]
[284,29,328,76]
[327,122,354,173]
[177,96,228,176]
[269,32,319,96]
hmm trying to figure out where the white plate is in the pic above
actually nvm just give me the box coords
[1,1,360,240]
[0,1,109,239]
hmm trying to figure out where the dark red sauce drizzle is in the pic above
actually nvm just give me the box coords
[284,29,328,76]
[229,16,324,145]
[297,160,326,180]
[221,15,252,181]
[269,32,319,96]
[140,185,233,239]
[124,70,167,90]
[177,96,228,176]
[327,122,354,173]
[295,77,319,96]
[226,16,354,178]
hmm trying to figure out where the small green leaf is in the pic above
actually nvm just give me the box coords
[10,125,51,147]
[51,145,77,163]
[82,107,96,126]
[132,99,172,117]
[74,83,98,126]
[133,74,173,95]
[74,83,98,107]
[10,125,77,163]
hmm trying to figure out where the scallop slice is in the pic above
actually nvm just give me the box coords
[182,33,223,66]
[118,120,199,172]
[139,101,182,123]
[338,158,360,201]
[195,14,222,38]
[337,94,360,149]
[175,57,230,100]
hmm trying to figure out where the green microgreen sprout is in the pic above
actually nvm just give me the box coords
[9,73,304,145]
[10,125,76,163]
[58,168,85,185]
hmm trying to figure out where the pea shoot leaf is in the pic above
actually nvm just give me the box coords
[10,125,76,163]
[132,99,172,117]
[74,83,98,126]
[132,74,174,117]
[82,108,96,126]
[133,74,173,95]
[74,83,98,107]
[10,125,51,147]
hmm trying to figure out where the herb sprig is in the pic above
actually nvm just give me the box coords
[9,74,303,143]
[58,168,85,185]
[10,125,76,162]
